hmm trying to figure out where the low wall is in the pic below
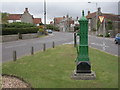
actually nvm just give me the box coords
[2,35,18,42]
[0,36,2,43]
[22,33,38,40]
[2,33,38,42]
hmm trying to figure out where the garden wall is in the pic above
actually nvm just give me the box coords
[2,33,38,42]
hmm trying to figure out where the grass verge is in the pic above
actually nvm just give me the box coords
[2,44,118,88]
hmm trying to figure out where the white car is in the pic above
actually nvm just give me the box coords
[46,29,53,34]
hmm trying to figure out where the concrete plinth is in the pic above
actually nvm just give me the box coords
[71,70,96,80]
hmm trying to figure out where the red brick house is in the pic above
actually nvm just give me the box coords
[8,8,42,26]
[54,17,64,25]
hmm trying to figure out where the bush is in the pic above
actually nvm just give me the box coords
[74,25,79,31]
[46,24,59,31]
[97,34,103,37]
[106,20,113,30]
[92,28,96,31]
[1,22,39,35]
[2,22,35,28]
[105,33,110,37]
[39,28,44,32]
[97,33,110,37]
[2,27,39,35]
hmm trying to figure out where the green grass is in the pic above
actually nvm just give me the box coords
[2,45,118,88]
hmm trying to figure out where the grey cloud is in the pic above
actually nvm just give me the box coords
[1,2,118,23]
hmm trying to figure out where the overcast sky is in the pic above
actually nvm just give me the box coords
[1,0,119,23]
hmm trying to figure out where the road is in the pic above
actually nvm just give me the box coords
[88,35,119,56]
[1,32,119,62]
[1,32,73,62]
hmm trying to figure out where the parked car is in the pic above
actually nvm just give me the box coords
[46,29,53,34]
[114,33,120,44]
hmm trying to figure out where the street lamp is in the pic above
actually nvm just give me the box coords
[88,2,98,36]
[44,0,46,32]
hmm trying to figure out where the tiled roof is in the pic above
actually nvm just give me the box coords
[86,12,120,21]
[33,18,42,24]
[8,14,22,20]
[54,17,63,24]
[102,13,120,21]
[69,20,74,24]
[86,12,96,19]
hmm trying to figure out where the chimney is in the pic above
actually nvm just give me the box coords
[25,8,28,12]
[98,7,102,15]
[88,11,90,15]
[98,7,101,13]
[76,16,79,20]
[66,14,69,18]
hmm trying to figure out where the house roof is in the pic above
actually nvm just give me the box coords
[86,12,120,21]
[86,12,96,19]
[102,13,120,21]
[33,18,42,24]
[8,14,22,20]
[7,8,42,24]
[8,14,42,24]
[54,17,63,24]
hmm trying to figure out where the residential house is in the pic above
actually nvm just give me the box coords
[86,7,120,37]
[8,8,42,26]
[54,15,74,32]
[54,17,63,26]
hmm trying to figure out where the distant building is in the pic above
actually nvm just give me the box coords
[8,8,42,26]
[86,7,120,37]
[54,15,74,32]
[54,17,63,26]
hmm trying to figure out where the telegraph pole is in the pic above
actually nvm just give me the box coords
[44,0,46,32]
[88,2,98,36]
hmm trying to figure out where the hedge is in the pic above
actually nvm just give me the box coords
[46,24,59,31]
[1,27,39,35]
[2,22,35,28]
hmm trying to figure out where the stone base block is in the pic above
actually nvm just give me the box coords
[71,70,96,80]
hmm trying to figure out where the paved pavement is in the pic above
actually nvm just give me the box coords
[1,32,119,63]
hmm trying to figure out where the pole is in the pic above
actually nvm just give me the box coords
[13,51,17,61]
[44,0,46,32]
[31,46,34,55]
[88,2,98,36]
[103,19,106,51]
[96,3,98,36]
[74,32,77,47]
[43,43,46,51]
[52,41,55,48]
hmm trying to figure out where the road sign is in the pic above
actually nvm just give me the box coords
[98,16,105,23]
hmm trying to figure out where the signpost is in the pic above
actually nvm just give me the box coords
[98,16,106,51]
[71,10,96,80]
[98,16,104,23]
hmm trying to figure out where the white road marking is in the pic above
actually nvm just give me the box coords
[63,41,74,45]
[90,43,109,47]
[89,46,118,56]
[5,44,26,49]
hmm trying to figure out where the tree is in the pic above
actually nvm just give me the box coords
[39,22,44,25]
[106,20,113,30]
[1,12,9,24]
[46,24,59,31]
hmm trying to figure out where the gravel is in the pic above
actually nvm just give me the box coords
[2,75,31,88]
